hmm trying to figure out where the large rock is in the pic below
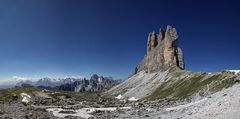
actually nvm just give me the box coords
[134,25,185,74]
[20,93,32,105]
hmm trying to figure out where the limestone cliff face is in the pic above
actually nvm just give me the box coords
[134,25,185,74]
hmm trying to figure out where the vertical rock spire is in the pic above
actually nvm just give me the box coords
[133,25,185,74]
[147,31,158,52]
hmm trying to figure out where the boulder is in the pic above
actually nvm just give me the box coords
[20,93,31,105]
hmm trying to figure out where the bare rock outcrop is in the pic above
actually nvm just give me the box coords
[134,25,185,74]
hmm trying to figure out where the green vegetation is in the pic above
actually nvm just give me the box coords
[49,91,72,99]
[0,86,111,103]
[71,91,102,102]
[0,87,41,102]
[146,70,239,101]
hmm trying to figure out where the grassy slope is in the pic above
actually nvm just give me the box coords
[0,87,38,102]
[0,87,112,103]
[0,87,71,102]
[146,69,239,101]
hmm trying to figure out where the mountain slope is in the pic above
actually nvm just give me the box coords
[147,69,240,100]
[107,70,169,99]
[107,26,240,102]
[160,83,240,119]
[108,68,240,100]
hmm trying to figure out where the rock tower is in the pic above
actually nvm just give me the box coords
[134,25,185,74]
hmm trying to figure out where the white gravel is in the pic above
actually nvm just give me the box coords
[160,84,240,119]
[165,98,207,111]
[46,106,132,119]
[107,70,168,99]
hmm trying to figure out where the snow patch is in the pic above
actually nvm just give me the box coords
[227,70,240,75]
[128,97,139,101]
[115,94,123,99]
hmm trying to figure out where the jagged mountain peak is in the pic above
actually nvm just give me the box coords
[134,25,184,75]
[108,26,240,101]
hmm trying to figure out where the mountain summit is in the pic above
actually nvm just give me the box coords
[108,25,239,101]
[134,25,184,74]
[108,25,186,99]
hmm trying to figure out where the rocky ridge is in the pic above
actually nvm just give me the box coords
[59,74,121,92]
[16,74,120,92]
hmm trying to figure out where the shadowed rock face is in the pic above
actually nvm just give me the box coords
[58,74,121,92]
[135,25,185,74]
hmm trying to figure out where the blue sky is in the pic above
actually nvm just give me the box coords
[0,0,240,82]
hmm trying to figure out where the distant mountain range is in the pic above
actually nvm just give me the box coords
[16,74,122,92]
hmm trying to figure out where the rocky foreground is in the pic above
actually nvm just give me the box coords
[0,80,240,119]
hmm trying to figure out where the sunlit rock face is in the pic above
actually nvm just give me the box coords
[134,25,185,74]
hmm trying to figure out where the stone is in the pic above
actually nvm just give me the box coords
[20,93,32,105]
[134,25,185,74]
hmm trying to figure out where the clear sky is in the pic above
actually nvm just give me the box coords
[0,0,240,82]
